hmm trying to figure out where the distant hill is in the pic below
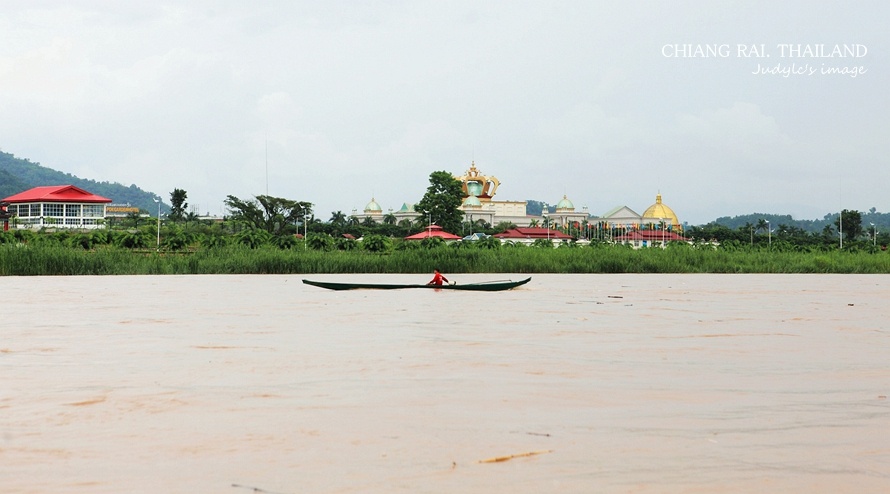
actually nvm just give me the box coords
[0,150,166,213]
[712,213,832,233]
[711,211,890,234]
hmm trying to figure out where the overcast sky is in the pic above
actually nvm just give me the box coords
[1,1,886,224]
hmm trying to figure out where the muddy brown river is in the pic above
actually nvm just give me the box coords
[2,274,888,493]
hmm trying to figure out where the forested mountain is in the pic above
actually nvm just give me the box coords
[0,150,166,212]
[712,210,890,234]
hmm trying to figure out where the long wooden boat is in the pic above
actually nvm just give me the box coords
[302,277,531,292]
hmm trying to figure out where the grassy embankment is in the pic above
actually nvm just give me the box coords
[2,243,890,275]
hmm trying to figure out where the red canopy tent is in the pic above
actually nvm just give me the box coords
[404,224,462,240]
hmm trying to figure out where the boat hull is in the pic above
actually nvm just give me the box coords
[302,277,531,292]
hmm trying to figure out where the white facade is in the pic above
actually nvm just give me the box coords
[6,202,108,229]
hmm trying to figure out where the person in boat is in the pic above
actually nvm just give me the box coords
[427,269,449,286]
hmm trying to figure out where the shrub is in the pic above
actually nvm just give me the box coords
[235,228,272,249]
[420,237,446,249]
[336,237,358,251]
[476,236,501,249]
[532,239,554,249]
[362,235,391,253]
[201,234,230,249]
[306,233,335,251]
[273,234,298,250]
[68,233,93,250]
[164,227,195,251]
[118,231,151,249]
[395,239,422,251]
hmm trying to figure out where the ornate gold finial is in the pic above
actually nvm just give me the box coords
[467,161,480,177]
[454,162,500,200]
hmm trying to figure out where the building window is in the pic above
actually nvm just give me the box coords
[44,203,64,217]
[83,205,104,217]
[65,204,81,217]
[65,218,81,226]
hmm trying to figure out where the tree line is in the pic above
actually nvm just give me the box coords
[687,209,887,251]
[4,158,888,253]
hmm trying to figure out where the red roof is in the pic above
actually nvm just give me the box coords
[614,230,688,242]
[404,224,462,240]
[3,185,112,204]
[494,227,573,240]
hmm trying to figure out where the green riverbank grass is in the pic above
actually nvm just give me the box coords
[3,243,890,275]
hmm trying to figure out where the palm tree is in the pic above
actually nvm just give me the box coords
[330,211,347,227]
[493,221,516,233]
[126,211,141,228]
[756,218,768,235]
[741,222,754,245]
[474,218,490,230]
[383,213,397,225]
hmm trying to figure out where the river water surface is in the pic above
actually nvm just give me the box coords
[2,274,889,493]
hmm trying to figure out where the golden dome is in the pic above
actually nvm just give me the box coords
[642,193,680,227]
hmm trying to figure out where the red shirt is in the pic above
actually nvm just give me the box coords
[429,271,448,285]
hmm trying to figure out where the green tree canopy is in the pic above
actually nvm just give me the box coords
[329,211,347,226]
[224,194,312,236]
[414,170,463,234]
[169,188,188,222]
[836,209,863,243]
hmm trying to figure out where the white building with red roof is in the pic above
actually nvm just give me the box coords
[2,185,113,230]
[493,226,573,245]
[613,229,689,249]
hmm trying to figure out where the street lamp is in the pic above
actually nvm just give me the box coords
[153,198,160,251]
[839,211,843,249]
[542,203,549,241]
[297,204,308,249]
[660,218,665,248]
[871,222,876,247]
[766,220,771,248]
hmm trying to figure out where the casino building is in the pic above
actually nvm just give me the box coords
[593,193,683,232]
[350,162,589,229]
[349,162,684,245]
